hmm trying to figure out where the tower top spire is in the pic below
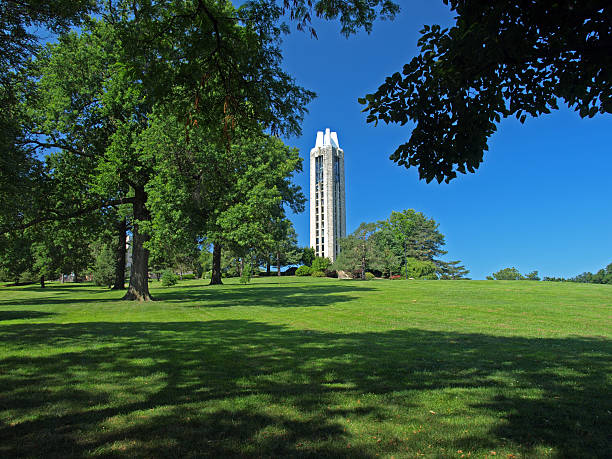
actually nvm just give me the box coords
[314,128,339,149]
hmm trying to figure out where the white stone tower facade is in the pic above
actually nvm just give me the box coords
[310,128,346,262]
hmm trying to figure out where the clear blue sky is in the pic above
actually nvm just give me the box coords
[279,4,612,279]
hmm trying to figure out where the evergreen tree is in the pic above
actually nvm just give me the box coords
[300,247,315,268]
[92,242,116,288]
[333,223,378,279]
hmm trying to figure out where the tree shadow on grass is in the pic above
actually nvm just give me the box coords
[1,282,375,309]
[0,283,125,307]
[0,311,56,321]
[155,283,374,308]
[3,283,99,293]
[154,282,373,308]
[0,296,127,307]
[0,320,610,457]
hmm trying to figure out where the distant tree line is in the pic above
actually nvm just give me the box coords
[487,263,612,285]
[544,262,612,285]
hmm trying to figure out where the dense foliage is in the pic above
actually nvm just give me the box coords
[300,247,315,267]
[571,265,612,284]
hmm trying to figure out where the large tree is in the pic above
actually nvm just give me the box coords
[0,233,33,284]
[27,1,312,299]
[31,20,151,298]
[360,1,611,183]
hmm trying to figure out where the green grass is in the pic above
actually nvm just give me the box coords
[0,277,610,458]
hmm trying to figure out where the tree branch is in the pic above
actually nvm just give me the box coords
[3,197,135,233]
[20,138,98,159]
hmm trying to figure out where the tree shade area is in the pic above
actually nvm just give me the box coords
[0,277,610,457]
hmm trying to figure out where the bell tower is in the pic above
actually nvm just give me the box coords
[309,128,346,261]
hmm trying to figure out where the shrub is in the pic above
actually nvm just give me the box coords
[295,265,313,276]
[311,270,326,277]
[365,272,375,280]
[182,273,196,280]
[403,258,437,280]
[161,269,179,287]
[312,257,331,272]
[19,270,39,284]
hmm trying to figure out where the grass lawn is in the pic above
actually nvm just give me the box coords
[0,277,610,458]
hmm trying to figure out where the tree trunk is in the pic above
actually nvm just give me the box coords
[40,275,45,288]
[123,186,152,301]
[404,241,408,280]
[266,256,271,275]
[277,250,281,276]
[209,243,223,285]
[112,217,127,290]
[239,257,244,277]
[361,256,366,280]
